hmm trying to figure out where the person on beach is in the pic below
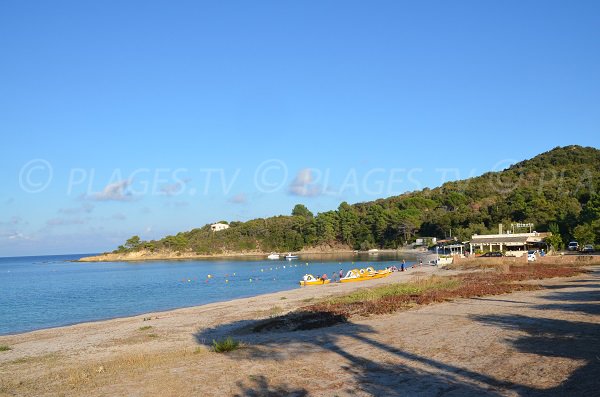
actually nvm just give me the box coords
[320,273,328,284]
[419,259,423,267]
[401,261,405,272]
[339,269,344,279]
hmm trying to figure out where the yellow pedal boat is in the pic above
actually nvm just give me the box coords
[340,267,392,283]
[299,274,330,286]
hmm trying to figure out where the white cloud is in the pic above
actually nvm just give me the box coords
[160,182,184,196]
[288,169,322,197]
[7,232,30,240]
[59,203,95,215]
[46,217,88,226]
[229,193,247,204]
[0,216,26,226]
[88,180,134,202]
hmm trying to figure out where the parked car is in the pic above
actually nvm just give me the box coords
[567,241,579,251]
[480,252,503,257]
[581,244,595,253]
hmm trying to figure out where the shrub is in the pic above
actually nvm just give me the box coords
[212,337,240,353]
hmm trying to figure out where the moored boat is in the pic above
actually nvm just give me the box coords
[267,253,280,260]
[340,267,392,283]
[285,253,298,260]
[299,274,330,286]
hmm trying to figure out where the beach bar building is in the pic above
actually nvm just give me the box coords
[469,232,550,257]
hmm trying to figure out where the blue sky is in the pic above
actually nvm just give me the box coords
[1,1,598,256]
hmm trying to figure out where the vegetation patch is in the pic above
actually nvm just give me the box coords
[0,345,11,352]
[251,264,586,332]
[111,146,600,256]
[212,336,240,353]
[138,325,153,331]
[307,264,585,318]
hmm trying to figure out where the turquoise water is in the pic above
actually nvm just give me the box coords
[0,253,416,335]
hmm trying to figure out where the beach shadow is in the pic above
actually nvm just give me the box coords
[233,375,308,397]
[471,280,600,396]
[195,270,600,396]
[195,313,509,396]
[470,297,531,305]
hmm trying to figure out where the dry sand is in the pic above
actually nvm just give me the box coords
[1,265,598,396]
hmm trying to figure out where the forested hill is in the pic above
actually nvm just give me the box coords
[116,145,600,255]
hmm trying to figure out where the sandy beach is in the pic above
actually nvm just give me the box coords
[1,264,599,396]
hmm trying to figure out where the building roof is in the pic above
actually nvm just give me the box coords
[470,232,550,245]
[470,235,529,245]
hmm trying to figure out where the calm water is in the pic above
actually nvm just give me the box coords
[0,253,419,335]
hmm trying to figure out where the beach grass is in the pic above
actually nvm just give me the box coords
[138,325,153,331]
[212,336,240,353]
[325,276,461,305]
[305,263,586,318]
[0,345,11,352]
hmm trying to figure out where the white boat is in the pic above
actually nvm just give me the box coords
[285,253,298,260]
[267,253,280,260]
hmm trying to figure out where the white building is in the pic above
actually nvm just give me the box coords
[469,231,550,257]
[210,223,229,232]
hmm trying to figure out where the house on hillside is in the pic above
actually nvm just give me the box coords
[210,223,229,232]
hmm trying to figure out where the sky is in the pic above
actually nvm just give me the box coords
[0,0,599,256]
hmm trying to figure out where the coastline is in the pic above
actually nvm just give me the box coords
[2,265,598,396]
[0,265,441,339]
[76,247,428,262]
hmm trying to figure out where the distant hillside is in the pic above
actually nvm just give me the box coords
[111,145,600,257]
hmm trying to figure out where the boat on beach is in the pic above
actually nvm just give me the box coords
[299,274,330,286]
[340,267,392,283]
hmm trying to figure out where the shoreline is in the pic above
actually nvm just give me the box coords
[0,265,440,340]
[76,247,428,262]
[2,266,598,396]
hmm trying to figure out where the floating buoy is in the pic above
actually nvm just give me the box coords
[207,274,212,278]
[261,269,264,272]
[283,266,286,269]
[249,278,253,282]
[225,279,229,283]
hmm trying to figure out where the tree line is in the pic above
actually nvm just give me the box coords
[116,146,600,255]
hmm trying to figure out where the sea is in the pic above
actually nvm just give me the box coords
[0,252,419,335]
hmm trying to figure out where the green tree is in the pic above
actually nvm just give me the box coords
[546,223,563,251]
[125,235,142,250]
[338,202,358,246]
[315,211,338,243]
[573,224,595,245]
[291,204,313,219]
